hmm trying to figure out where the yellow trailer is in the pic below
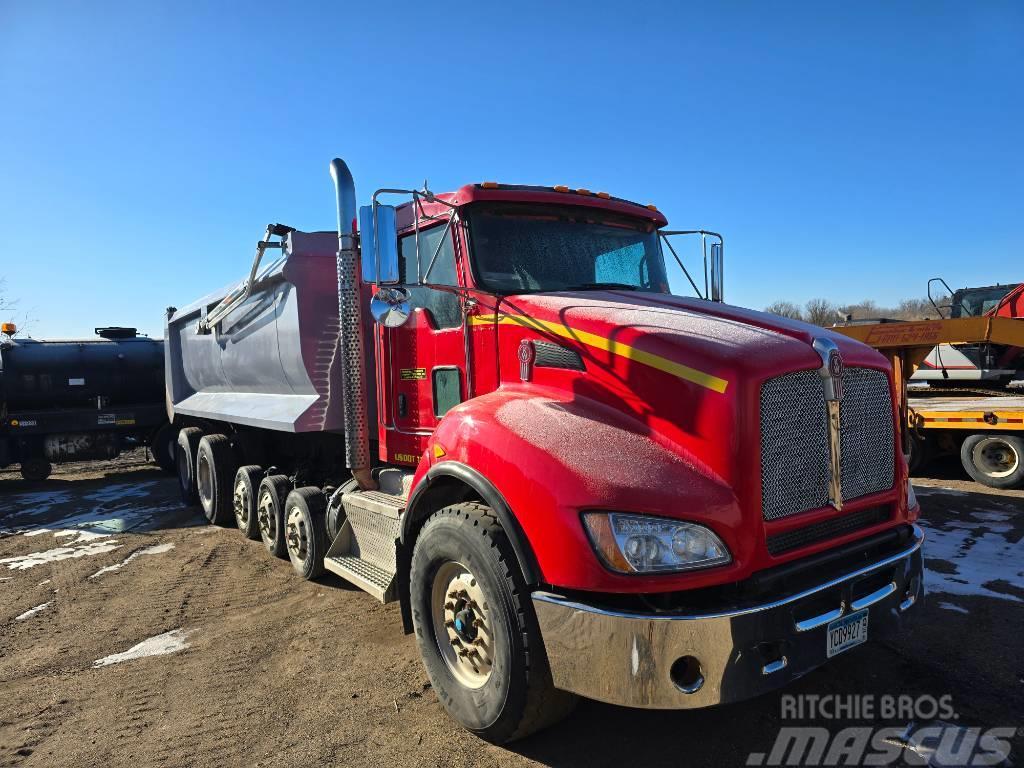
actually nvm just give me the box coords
[835,317,1024,488]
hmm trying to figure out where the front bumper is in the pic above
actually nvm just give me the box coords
[533,524,924,709]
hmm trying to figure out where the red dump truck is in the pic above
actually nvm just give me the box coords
[165,158,924,742]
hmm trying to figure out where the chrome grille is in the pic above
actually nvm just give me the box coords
[759,366,894,521]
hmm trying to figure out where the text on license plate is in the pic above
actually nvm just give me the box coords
[826,609,868,658]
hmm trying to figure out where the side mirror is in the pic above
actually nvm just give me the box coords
[370,286,411,327]
[709,242,724,302]
[359,204,400,284]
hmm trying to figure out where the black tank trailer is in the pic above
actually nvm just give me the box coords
[0,325,176,480]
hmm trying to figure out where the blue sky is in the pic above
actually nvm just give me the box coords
[1,1,1021,338]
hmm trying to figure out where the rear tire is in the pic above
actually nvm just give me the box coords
[150,422,179,474]
[196,434,238,526]
[960,433,1024,489]
[233,465,263,540]
[176,427,204,505]
[283,487,328,580]
[257,474,290,558]
[410,502,576,744]
[20,459,52,482]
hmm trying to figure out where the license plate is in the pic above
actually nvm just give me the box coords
[826,609,869,658]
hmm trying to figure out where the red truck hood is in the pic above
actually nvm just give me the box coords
[491,289,894,517]
[498,290,887,389]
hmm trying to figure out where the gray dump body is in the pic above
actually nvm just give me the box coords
[165,230,357,433]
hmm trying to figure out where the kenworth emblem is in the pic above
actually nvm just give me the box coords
[813,338,845,510]
[518,339,536,382]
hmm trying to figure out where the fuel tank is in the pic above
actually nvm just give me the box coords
[165,230,371,433]
[0,331,164,410]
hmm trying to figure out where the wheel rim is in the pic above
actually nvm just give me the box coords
[234,479,251,528]
[431,561,493,689]
[285,505,310,564]
[972,437,1020,479]
[197,453,213,505]
[258,490,277,542]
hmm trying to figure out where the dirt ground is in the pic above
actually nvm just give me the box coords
[1,450,1021,768]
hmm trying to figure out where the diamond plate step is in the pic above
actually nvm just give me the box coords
[343,489,406,519]
[324,554,396,603]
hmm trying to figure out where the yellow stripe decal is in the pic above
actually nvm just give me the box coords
[469,314,728,394]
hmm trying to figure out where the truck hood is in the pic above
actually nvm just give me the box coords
[498,290,887,391]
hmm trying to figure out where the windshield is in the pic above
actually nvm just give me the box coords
[951,285,1018,317]
[466,203,669,294]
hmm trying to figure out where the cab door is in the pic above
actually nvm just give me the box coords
[381,221,467,460]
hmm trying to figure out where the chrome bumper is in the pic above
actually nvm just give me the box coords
[533,524,924,709]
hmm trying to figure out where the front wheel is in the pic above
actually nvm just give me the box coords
[961,433,1024,489]
[410,502,575,744]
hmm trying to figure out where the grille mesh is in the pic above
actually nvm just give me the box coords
[760,366,894,521]
[766,505,891,555]
[840,368,896,501]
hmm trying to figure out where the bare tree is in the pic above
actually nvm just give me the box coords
[805,298,839,327]
[764,300,804,320]
[895,296,947,320]
[0,278,29,336]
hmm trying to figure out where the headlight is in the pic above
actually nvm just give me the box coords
[582,512,731,574]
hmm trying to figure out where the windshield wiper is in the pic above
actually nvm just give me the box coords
[560,282,640,291]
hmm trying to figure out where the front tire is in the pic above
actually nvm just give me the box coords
[961,433,1024,489]
[283,487,328,580]
[410,502,575,744]
[196,434,237,526]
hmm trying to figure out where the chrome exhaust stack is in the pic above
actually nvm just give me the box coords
[330,157,375,491]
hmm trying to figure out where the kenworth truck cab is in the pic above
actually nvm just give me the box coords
[166,158,924,743]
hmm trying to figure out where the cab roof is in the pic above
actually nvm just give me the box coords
[396,182,669,230]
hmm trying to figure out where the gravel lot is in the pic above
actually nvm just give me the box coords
[1,450,1021,767]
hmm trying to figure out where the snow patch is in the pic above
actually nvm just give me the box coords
[1,482,185,539]
[93,629,192,668]
[1,538,123,571]
[912,485,969,497]
[15,602,51,621]
[89,543,175,578]
[937,601,969,615]
[921,519,1023,603]
[1,490,74,520]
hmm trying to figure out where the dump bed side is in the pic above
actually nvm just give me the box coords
[165,231,347,433]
